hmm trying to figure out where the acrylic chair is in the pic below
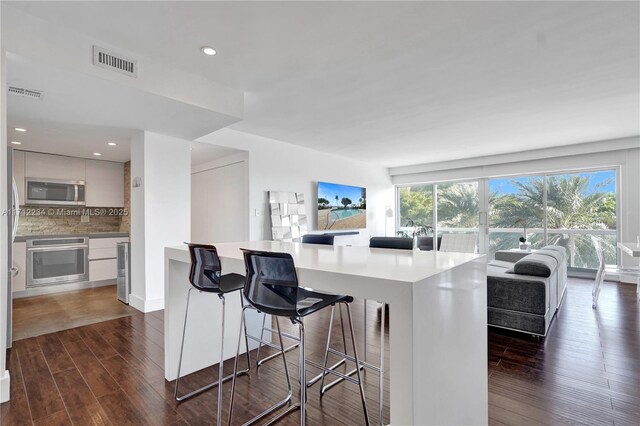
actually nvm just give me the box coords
[592,237,640,309]
[228,249,370,426]
[439,233,477,253]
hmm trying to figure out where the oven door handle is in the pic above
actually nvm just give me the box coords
[28,245,89,252]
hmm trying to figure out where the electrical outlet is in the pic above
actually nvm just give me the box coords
[255,209,261,217]
[81,214,90,223]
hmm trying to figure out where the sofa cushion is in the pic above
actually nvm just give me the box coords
[486,269,548,315]
[513,254,557,277]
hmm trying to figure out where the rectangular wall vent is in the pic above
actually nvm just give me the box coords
[92,46,137,77]
[8,86,43,100]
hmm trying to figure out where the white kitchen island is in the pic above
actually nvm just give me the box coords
[165,241,488,425]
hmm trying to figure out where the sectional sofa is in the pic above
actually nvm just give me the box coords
[487,246,567,337]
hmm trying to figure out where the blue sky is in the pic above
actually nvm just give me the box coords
[318,181,366,205]
[489,170,615,195]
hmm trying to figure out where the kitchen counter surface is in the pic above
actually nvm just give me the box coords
[14,232,129,242]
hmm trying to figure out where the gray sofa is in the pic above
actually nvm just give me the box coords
[487,246,567,337]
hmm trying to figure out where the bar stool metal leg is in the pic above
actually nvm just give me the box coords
[255,312,300,368]
[174,290,250,406]
[307,304,350,389]
[228,307,295,426]
[311,300,384,425]
[346,303,371,425]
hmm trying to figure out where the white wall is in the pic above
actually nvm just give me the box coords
[197,128,395,245]
[391,137,640,269]
[130,131,191,312]
[130,131,146,308]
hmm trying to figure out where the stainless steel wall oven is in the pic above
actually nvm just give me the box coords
[27,237,89,287]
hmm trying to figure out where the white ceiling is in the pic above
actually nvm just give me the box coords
[6,1,640,167]
[6,54,240,162]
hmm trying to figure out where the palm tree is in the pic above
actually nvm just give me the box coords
[437,183,478,228]
[491,175,615,267]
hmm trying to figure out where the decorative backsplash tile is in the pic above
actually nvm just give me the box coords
[120,161,131,233]
[16,207,123,236]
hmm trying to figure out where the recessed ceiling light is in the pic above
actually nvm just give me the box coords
[107,142,117,146]
[14,127,26,132]
[201,46,217,56]
[93,152,102,156]
[10,141,21,145]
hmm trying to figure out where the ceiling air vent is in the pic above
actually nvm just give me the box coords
[8,86,43,100]
[92,46,137,77]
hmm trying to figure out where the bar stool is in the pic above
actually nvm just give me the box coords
[310,236,412,425]
[228,249,370,426]
[174,243,251,426]
[252,234,335,369]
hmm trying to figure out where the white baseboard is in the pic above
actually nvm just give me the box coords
[0,370,10,403]
[129,294,164,313]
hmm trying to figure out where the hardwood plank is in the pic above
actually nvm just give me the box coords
[97,390,152,426]
[18,350,65,421]
[13,337,40,356]
[0,349,33,425]
[54,328,82,345]
[66,402,112,426]
[52,368,96,408]
[75,327,118,360]
[32,410,71,426]
[63,339,120,398]
[36,333,75,374]
[99,355,188,425]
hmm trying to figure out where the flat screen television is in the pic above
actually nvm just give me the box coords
[317,181,366,230]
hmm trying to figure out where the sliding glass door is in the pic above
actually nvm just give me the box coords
[437,181,479,247]
[544,170,617,269]
[397,184,433,237]
[488,175,545,259]
[396,167,618,272]
[487,169,617,270]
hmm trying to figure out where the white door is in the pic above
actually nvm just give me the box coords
[191,161,248,243]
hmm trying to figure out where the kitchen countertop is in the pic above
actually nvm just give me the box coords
[14,232,129,242]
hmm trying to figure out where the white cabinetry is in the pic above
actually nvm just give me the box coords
[25,152,86,181]
[13,150,25,204]
[85,160,124,207]
[89,237,128,282]
[12,242,26,293]
[20,152,125,207]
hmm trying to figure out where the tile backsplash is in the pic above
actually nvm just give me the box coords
[120,161,131,233]
[16,207,124,236]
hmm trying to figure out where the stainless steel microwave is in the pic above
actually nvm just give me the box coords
[25,178,86,206]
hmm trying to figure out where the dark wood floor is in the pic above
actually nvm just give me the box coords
[1,278,638,425]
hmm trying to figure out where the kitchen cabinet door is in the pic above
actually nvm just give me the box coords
[25,152,86,181]
[85,160,124,207]
[89,259,118,282]
[12,242,26,293]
